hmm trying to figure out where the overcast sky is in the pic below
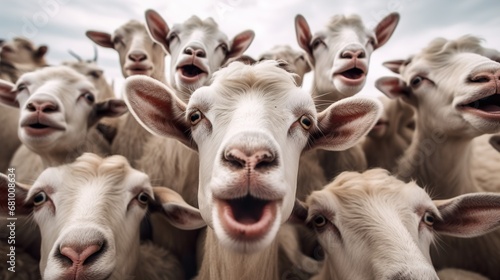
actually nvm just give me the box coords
[1,0,499,97]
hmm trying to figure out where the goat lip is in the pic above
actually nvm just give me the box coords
[458,93,500,119]
[216,196,278,241]
[126,65,152,75]
[21,115,65,137]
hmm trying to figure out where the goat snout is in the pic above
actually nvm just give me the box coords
[59,242,103,266]
[340,44,366,59]
[26,100,59,113]
[224,147,276,171]
[184,44,206,58]
[128,50,148,62]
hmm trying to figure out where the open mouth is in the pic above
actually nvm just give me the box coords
[460,94,500,118]
[217,195,277,241]
[178,64,207,80]
[340,67,365,80]
[21,116,65,137]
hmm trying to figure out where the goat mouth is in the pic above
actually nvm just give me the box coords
[217,195,278,241]
[177,65,207,82]
[340,68,365,80]
[460,93,500,119]
[21,116,65,137]
[126,65,152,75]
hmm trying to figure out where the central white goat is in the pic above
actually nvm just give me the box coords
[377,35,500,279]
[124,60,381,279]
[292,169,500,280]
[0,153,205,280]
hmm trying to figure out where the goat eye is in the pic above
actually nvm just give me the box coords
[137,192,149,205]
[299,115,312,130]
[411,76,423,87]
[167,32,179,42]
[311,38,324,50]
[423,212,435,226]
[218,43,228,54]
[33,192,47,206]
[190,110,203,125]
[313,215,327,228]
[17,83,27,92]
[82,92,95,104]
[89,71,101,79]
[113,37,124,46]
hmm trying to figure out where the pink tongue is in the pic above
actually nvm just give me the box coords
[481,104,500,113]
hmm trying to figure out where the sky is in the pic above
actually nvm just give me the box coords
[1,0,500,97]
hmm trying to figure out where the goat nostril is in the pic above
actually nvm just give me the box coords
[42,104,58,113]
[195,49,206,58]
[470,74,491,83]
[224,150,247,169]
[253,151,276,170]
[59,243,103,266]
[26,103,36,112]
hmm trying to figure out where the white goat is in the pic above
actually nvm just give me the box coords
[87,20,167,170]
[0,37,48,173]
[0,66,126,176]
[295,12,399,109]
[124,60,381,279]
[257,45,311,86]
[292,169,500,280]
[144,9,255,103]
[295,12,400,182]
[376,35,500,279]
[362,95,414,170]
[0,153,205,279]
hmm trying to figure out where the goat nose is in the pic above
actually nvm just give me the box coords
[341,49,365,59]
[128,50,147,62]
[184,46,206,58]
[26,100,59,113]
[59,243,103,265]
[223,147,276,171]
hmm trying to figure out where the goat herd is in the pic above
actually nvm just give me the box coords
[1,7,500,280]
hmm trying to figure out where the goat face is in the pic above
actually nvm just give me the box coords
[0,37,47,67]
[295,13,399,101]
[30,156,153,279]
[167,17,228,97]
[305,170,439,280]
[382,40,500,137]
[113,21,163,78]
[15,67,99,153]
[190,82,316,253]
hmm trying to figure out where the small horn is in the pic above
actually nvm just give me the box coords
[67,49,82,62]
[93,45,98,62]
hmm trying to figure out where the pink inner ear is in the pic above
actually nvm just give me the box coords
[295,16,312,54]
[86,31,113,48]
[374,13,399,48]
[228,31,255,59]
[146,10,169,45]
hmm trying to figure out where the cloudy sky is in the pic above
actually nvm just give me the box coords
[1,0,499,97]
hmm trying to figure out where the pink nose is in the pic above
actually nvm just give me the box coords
[60,243,102,265]
[128,50,147,62]
[341,49,365,59]
[223,147,276,171]
[184,46,206,58]
[26,100,58,113]
[469,69,500,84]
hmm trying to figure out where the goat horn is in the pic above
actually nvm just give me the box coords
[93,45,98,62]
[67,49,82,62]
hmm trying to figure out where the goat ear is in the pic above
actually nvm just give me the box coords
[288,199,309,224]
[123,75,195,149]
[226,30,255,61]
[375,77,410,99]
[89,99,128,127]
[86,31,114,49]
[295,15,313,65]
[0,173,32,216]
[489,135,500,152]
[433,193,500,238]
[151,187,206,230]
[373,12,400,49]
[145,9,170,54]
[35,45,48,58]
[382,59,405,74]
[0,80,18,107]
[308,97,382,151]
